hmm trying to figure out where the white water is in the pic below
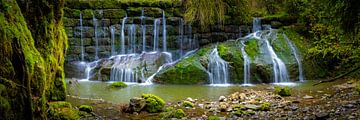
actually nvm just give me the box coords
[84,60,100,80]
[179,19,184,57]
[208,48,229,84]
[128,24,137,53]
[252,18,261,32]
[240,41,251,85]
[162,10,167,52]
[110,54,139,82]
[110,26,115,56]
[93,15,99,60]
[283,34,304,82]
[153,18,161,51]
[261,31,290,83]
[141,9,146,52]
[121,15,128,54]
[80,13,84,61]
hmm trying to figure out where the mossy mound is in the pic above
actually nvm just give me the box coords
[79,105,93,113]
[153,47,211,84]
[48,102,80,120]
[110,82,128,88]
[182,101,194,108]
[142,94,165,113]
[274,86,291,96]
[160,107,186,119]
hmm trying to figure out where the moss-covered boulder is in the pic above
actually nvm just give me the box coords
[79,105,93,113]
[109,82,128,88]
[160,107,186,119]
[48,102,80,120]
[274,86,291,96]
[153,47,211,84]
[142,94,165,113]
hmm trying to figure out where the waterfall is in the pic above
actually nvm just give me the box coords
[80,13,84,61]
[179,19,184,57]
[84,60,99,80]
[240,41,251,85]
[93,14,99,60]
[153,18,161,51]
[128,24,136,54]
[252,18,261,32]
[208,47,229,84]
[162,10,167,52]
[121,15,128,54]
[110,26,115,56]
[141,8,146,52]
[110,54,139,82]
[255,31,290,83]
[283,34,304,82]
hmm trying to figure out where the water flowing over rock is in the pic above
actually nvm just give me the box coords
[208,48,229,84]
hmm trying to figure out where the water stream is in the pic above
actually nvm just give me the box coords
[208,47,229,84]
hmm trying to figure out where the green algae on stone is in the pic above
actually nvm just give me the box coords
[48,102,80,120]
[182,101,194,108]
[110,82,128,88]
[79,105,93,113]
[142,94,165,113]
[274,86,291,96]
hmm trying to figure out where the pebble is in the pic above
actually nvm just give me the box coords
[303,95,314,99]
[315,112,329,119]
[219,96,227,102]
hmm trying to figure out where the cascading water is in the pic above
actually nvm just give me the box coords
[257,31,290,83]
[128,24,136,53]
[110,26,116,56]
[283,34,304,82]
[240,41,251,85]
[252,18,261,32]
[162,10,167,52]
[141,8,146,52]
[208,47,229,84]
[80,13,84,61]
[93,14,99,60]
[153,18,161,51]
[110,54,139,82]
[179,19,184,57]
[121,15,128,54]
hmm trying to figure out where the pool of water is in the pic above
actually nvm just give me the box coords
[66,79,329,104]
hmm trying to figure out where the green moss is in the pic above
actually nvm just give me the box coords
[142,94,165,113]
[48,102,80,120]
[160,107,186,119]
[274,86,291,96]
[110,82,128,88]
[355,82,360,94]
[244,39,259,61]
[209,116,221,120]
[259,102,270,111]
[79,105,93,113]
[63,7,81,18]
[103,9,126,19]
[182,101,194,108]
[82,9,93,19]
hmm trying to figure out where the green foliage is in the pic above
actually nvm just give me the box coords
[79,105,93,113]
[142,94,165,113]
[233,108,254,116]
[259,102,270,111]
[274,86,291,96]
[182,101,194,108]
[209,116,221,120]
[244,40,259,61]
[184,0,226,29]
[173,109,186,119]
[110,82,128,88]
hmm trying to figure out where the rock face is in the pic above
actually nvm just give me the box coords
[127,97,146,112]
[0,0,67,119]
[154,34,301,84]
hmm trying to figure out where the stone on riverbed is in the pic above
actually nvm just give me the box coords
[127,97,146,112]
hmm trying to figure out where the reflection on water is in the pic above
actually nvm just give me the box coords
[66,80,323,104]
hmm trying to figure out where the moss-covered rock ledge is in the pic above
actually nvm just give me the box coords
[0,0,67,119]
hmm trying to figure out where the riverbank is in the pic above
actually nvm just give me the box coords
[66,79,360,119]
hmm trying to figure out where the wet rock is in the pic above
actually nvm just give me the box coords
[302,107,310,113]
[303,95,314,99]
[344,104,354,108]
[186,97,195,103]
[219,102,228,112]
[244,104,260,110]
[315,112,329,120]
[219,96,227,102]
[348,116,356,120]
[127,97,146,113]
